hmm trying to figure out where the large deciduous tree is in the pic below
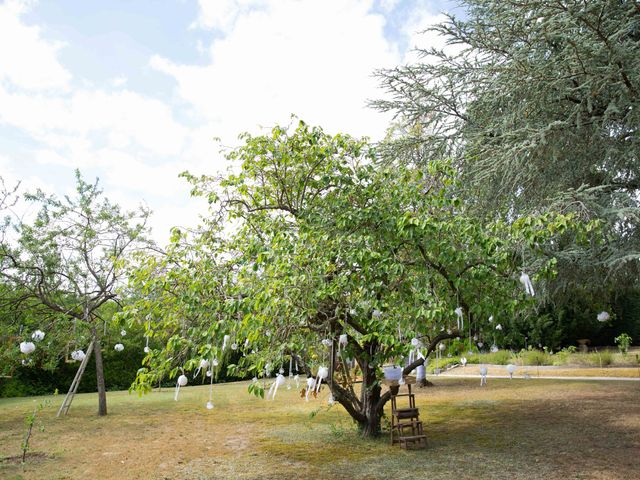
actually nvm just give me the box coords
[125,121,577,436]
[373,0,640,343]
[1,171,150,415]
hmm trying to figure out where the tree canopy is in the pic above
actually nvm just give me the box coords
[123,120,582,436]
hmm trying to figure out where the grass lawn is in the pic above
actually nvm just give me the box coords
[1,377,639,479]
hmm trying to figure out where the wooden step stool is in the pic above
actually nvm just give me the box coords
[386,379,427,449]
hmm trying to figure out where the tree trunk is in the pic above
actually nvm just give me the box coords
[92,329,107,416]
[357,358,383,438]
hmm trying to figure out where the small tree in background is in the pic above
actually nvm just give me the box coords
[1,171,150,415]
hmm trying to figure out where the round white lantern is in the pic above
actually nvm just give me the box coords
[31,330,45,342]
[20,341,36,354]
[177,374,188,387]
[114,343,124,352]
[506,363,516,379]
[461,356,467,366]
[597,311,610,322]
[120,329,127,337]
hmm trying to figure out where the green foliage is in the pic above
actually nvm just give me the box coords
[374,0,640,346]
[614,333,633,354]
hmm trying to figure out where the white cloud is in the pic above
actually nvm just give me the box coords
[0,86,188,157]
[0,0,71,91]
[152,0,399,148]
[191,0,268,33]
[111,75,128,88]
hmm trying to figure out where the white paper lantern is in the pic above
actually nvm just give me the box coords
[506,364,516,379]
[461,356,467,366]
[144,346,150,353]
[31,330,45,342]
[114,343,124,352]
[71,349,86,361]
[222,334,230,351]
[212,358,219,367]
[231,343,238,350]
[411,337,421,347]
[206,401,214,410]
[439,342,446,351]
[477,342,484,348]
[20,341,36,354]
[490,345,499,353]
[339,334,348,350]
[199,359,210,369]
[178,374,188,386]
[519,272,535,296]
[321,338,332,347]
[495,324,502,331]
[372,309,382,319]
[120,329,127,337]
[488,315,494,323]
[597,311,610,322]
[479,366,488,386]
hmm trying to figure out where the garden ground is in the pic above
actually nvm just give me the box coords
[1,375,639,479]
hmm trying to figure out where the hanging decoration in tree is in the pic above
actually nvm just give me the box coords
[338,334,348,353]
[31,330,45,342]
[454,307,464,331]
[174,374,188,401]
[490,345,499,353]
[114,343,124,352]
[461,356,467,367]
[266,374,286,400]
[315,366,328,394]
[222,334,230,351]
[597,311,610,322]
[19,341,36,354]
[71,349,86,361]
[120,329,127,337]
[519,272,535,296]
[321,338,332,347]
[506,364,516,379]
[495,324,502,331]
[305,376,316,401]
[194,359,209,378]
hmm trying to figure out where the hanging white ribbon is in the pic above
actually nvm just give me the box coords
[194,359,209,378]
[338,334,348,353]
[519,273,535,296]
[222,334,231,351]
[305,377,316,401]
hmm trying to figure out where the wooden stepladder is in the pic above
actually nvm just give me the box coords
[57,340,94,417]
[390,382,427,449]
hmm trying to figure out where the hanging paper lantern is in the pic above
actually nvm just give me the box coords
[212,358,219,367]
[279,367,285,374]
[411,337,421,347]
[597,311,610,322]
[71,349,86,361]
[519,272,535,296]
[372,309,382,319]
[114,343,124,352]
[506,364,516,379]
[294,374,300,389]
[206,370,212,377]
[461,356,467,366]
[174,374,188,401]
[231,343,238,350]
[144,346,150,353]
[439,342,446,351]
[495,324,503,331]
[206,401,214,410]
[488,315,494,323]
[222,335,230,351]
[490,345,499,353]
[244,338,250,347]
[120,329,127,337]
[19,341,36,354]
[477,342,484,348]
[339,334,348,350]
[454,307,464,331]
[473,334,478,341]
[321,338,332,347]
[31,330,45,342]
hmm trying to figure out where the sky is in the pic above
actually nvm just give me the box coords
[0,0,459,245]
